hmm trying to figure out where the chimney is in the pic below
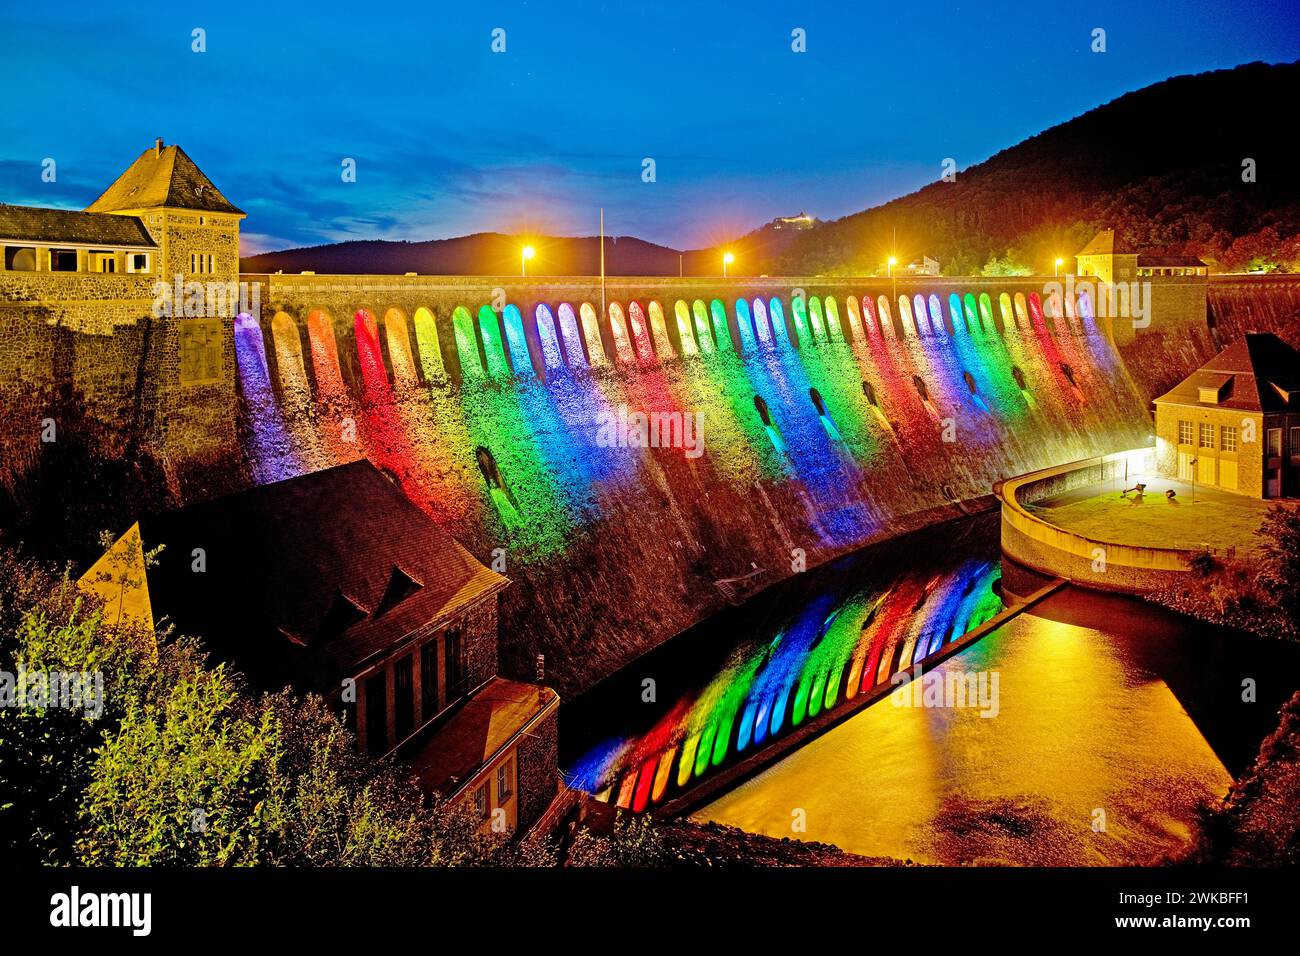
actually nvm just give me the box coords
[155,138,163,156]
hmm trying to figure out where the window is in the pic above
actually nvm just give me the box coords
[1178,420,1194,445]
[93,251,116,273]
[1221,425,1238,453]
[497,758,513,802]
[473,782,489,819]
[190,252,215,274]
[393,656,414,742]
[4,246,37,271]
[365,672,388,755]
[128,253,150,273]
[1199,423,1215,449]
[1269,428,1284,457]
[444,628,466,699]
[1291,427,1300,461]
[50,249,78,272]
[420,642,439,718]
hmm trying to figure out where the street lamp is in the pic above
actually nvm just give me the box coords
[1054,257,1064,277]
[723,251,734,277]
[887,255,897,278]
[521,244,535,277]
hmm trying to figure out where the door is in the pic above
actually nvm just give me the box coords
[1219,458,1238,492]
[1178,451,1194,481]
[1198,455,1216,486]
[1267,428,1284,498]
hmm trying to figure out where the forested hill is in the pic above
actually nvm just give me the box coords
[764,60,1300,276]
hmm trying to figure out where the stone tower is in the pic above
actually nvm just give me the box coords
[86,138,245,293]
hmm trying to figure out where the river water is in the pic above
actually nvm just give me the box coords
[562,513,1300,865]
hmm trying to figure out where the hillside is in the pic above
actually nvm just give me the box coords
[767,60,1300,276]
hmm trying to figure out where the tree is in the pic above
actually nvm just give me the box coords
[1256,505,1300,638]
[0,544,553,868]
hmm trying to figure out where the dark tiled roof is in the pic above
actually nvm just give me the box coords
[1138,255,1207,267]
[405,678,559,796]
[137,460,506,693]
[87,144,244,216]
[0,204,156,248]
[1154,333,1300,413]
[1077,229,1135,257]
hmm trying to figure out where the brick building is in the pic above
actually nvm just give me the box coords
[1153,333,1300,498]
[80,460,559,834]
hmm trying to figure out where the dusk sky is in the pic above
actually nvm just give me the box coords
[2,0,1297,255]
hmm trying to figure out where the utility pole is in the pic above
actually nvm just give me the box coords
[600,207,606,321]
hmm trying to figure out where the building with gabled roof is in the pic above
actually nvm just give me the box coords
[1,139,246,336]
[79,460,560,834]
[1153,333,1300,497]
[1075,229,1139,284]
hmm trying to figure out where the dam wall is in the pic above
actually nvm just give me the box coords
[2,273,1284,697]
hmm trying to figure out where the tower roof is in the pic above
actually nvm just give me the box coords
[86,141,244,216]
[1154,333,1300,413]
[1077,229,1134,257]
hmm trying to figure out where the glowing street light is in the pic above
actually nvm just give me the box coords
[1054,256,1064,277]
[521,244,536,277]
[887,255,897,278]
[722,251,735,277]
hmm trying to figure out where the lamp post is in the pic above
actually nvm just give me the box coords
[1054,257,1064,277]
[722,251,734,277]
[521,244,535,277]
[887,255,897,278]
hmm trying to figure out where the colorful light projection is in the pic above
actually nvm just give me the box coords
[233,282,1145,569]
[567,558,1004,810]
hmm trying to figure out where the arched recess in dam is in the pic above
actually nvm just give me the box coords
[675,300,699,356]
[270,311,310,404]
[647,301,675,358]
[305,309,345,400]
[608,302,637,364]
[413,306,446,383]
[383,307,418,387]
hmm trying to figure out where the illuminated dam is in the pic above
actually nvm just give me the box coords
[223,273,1175,696]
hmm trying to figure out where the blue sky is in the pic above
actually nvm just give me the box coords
[2,0,1296,254]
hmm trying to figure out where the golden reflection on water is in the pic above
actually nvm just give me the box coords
[695,608,1234,865]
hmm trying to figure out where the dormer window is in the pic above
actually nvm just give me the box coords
[318,588,369,639]
[376,566,422,615]
[1198,374,1232,404]
[1269,379,1297,405]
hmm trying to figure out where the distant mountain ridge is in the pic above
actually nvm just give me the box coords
[242,61,1300,277]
